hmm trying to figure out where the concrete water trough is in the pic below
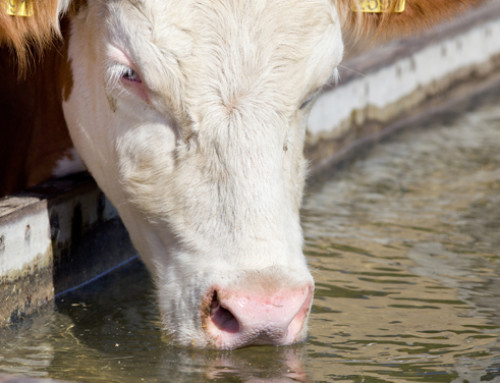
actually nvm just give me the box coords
[1,0,500,335]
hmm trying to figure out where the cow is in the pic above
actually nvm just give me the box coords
[0,0,472,349]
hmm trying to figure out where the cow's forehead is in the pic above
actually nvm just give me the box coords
[105,0,341,70]
[116,0,338,31]
[102,0,342,116]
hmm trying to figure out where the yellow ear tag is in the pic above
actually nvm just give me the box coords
[4,0,33,17]
[352,0,405,13]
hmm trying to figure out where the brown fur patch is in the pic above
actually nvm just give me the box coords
[0,18,73,196]
[0,0,87,75]
[62,56,74,101]
[0,0,60,74]
[59,18,74,101]
[339,0,479,40]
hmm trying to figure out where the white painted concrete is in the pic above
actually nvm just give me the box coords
[308,16,500,137]
[0,201,52,280]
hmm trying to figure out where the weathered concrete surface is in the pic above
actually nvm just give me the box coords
[1,1,500,328]
[0,196,53,326]
[0,174,136,327]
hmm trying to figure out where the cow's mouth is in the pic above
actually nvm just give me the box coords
[209,291,240,333]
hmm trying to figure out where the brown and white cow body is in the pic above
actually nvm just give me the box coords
[0,0,472,349]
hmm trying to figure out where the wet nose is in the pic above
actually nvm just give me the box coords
[202,284,313,349]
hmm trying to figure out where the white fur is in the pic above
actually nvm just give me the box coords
[52,148,86,178]
[62,0,344,348]
[57,0,72,15]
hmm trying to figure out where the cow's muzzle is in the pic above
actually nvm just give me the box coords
[202,282,313,349]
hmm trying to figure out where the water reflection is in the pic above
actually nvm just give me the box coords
[1,90,499,382]
[302,89,500,382]
[1,260,311,383]
[0,308,58,379]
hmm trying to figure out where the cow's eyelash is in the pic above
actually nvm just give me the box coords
[105,63,142,91]
[120,66,142,82]
[299,68,339,110]
[299,88,321,110]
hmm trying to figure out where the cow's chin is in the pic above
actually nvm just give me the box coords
[153,260,314,350]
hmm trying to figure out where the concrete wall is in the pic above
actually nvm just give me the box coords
[1,1,500,327]
[0,175,137,325]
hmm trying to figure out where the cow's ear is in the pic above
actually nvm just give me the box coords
[0,0,75,73]
[337,0,476,40]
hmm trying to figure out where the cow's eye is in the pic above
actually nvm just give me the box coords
[121,66,142,83]
[106,62,149,101]
[299,95,314,110]
[299,89,321,110]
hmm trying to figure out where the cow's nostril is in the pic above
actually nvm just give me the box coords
[210,291,239,333]
[203,283,313,349]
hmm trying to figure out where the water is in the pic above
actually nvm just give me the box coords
[1,89,500,382]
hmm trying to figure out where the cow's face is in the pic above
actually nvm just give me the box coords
[63,0,343,349]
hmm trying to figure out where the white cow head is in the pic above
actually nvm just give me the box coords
[1,0,472,350]
[62,0,343,349]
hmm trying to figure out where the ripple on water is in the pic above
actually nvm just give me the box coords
[302,90,500,382]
